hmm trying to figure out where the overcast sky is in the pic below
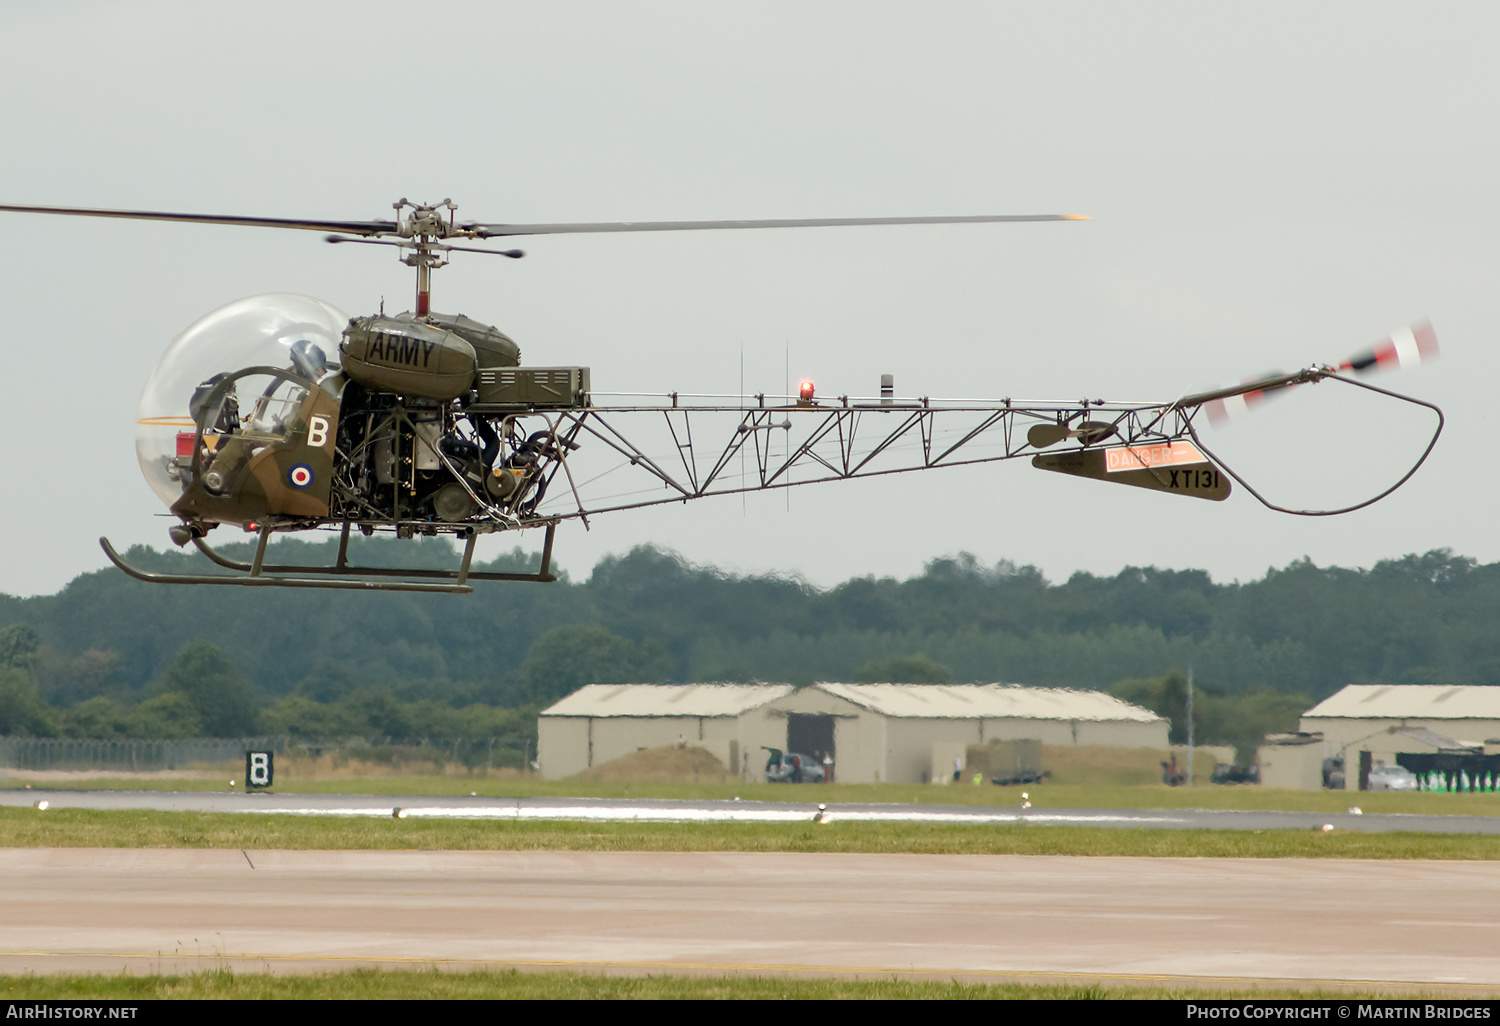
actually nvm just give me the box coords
[0,1,1490,596]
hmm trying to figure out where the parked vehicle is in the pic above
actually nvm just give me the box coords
[762,747,826,783]
[1210,764,1260,785]
[991,769,1050,786]
[1366,764,1418,791]
[1322,757,1346,790]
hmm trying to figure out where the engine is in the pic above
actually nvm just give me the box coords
[329,384,574,533]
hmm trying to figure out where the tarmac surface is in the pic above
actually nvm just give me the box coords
[2,847,1498,990]
[4,788,1500,833]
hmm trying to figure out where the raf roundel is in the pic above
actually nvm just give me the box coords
[288,464,314,490]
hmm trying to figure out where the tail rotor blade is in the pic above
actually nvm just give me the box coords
[1203,376,1283,425]
[1338,321,1438,374]
[1193,321,1436,427]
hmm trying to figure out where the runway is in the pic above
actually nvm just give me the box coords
[2,848,1498,990]
[3,788,1500,834]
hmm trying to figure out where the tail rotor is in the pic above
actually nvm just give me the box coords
[1193,321,1439,425]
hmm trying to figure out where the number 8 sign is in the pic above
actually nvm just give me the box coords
[246,751,274,789]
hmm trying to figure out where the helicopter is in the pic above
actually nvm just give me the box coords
[0,199,1444,594]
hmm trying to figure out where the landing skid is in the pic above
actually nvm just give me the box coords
[100,521,558,593]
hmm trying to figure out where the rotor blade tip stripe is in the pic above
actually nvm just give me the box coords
[1343,322,1438,375]
[1206,392,1254,425]
[1414,321,1439,357]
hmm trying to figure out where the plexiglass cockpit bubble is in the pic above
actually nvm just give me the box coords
[136,294,348,507]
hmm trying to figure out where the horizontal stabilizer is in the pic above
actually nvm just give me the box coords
[1032,441,1230,501]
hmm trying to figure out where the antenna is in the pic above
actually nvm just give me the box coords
[741,341,746,516]
[1186,666,1195,787]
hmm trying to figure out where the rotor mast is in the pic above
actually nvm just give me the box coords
[397,198,456,318]
[415,255,431,317]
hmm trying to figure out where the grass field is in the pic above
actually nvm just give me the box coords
[7,743,1495,817]
[8,773,1500,818]
[2,805,1498,859]
[0,967,1470,1000]
[6,759,1499,1000]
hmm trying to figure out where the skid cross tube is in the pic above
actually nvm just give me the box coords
[189,522,557,583]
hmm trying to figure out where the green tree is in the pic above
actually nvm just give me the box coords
[153,640,259,737]
[261,694,365,739]
[853,653,954,684]
[128,692,204,738]
[332,688,412,738]
[0,623,40,670]
[1201,689,1312,763]
[1110,671,1196,744]
[518,624,673,704]
[1112,672,1308,760]
[24,538,1500,708]
[0,665,59,736]
[35,648,123,707]
[294,660,364,704]
[61,696,132,739]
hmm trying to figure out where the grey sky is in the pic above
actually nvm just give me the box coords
[0,1,1487,596]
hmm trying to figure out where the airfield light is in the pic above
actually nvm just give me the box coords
[799,380,815,404]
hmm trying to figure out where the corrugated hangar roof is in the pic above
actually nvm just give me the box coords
[540,682,1163,722]
[1304,684,1500,721]
[543,683,794,718]
[815,683,1165,722]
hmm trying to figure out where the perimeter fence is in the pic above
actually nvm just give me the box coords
[0,736,289,772]
[0,736,530,772]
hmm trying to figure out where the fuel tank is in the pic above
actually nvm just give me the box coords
[426,311,521,368]
[340,315,477,400]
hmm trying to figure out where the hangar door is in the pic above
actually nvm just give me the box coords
[787,713,835,758]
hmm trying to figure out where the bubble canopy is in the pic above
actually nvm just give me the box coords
[135,294,349,507]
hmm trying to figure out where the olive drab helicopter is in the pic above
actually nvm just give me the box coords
[0,200,1445,593]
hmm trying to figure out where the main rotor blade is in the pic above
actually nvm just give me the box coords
[467,213,1089,238]
[0,203,396,237]
[0,203,1089,241]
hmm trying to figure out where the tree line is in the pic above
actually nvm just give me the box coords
[1,538,1495,757]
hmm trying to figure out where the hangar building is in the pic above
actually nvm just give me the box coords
[536,683,790,780]
[538,682,1168,783]
[1299,684,1500,790]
